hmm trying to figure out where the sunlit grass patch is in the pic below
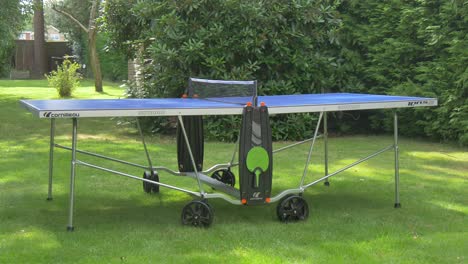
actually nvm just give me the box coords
[0,80,466,263]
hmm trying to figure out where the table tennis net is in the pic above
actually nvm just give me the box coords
[188,78,257,105]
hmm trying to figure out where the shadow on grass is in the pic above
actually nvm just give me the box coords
[2,84,466,262]
[1,141,466,263]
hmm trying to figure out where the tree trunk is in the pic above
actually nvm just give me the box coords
[88,0,102,92]
[51,0,103,92]
[89,29,102,92]
[32,0,47,78]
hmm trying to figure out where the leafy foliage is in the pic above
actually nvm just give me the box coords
[104,0,467,145]
[0,0,29,77]
[339,0,468,145]
[46,59,81,97]
[105,0,343,140]
[46,0,128,81]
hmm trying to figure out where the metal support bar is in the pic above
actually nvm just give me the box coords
[75,160,243,204]
[136,118,153,170]
[229,133,241,165]
[300,112,324,188]
[47,119,55,200]
[55,144,183,176]
[204,193,242,205]
[394,112,401,208]
[75,160,200,196]
[67,118,78,231]
[270,188,304,203]
[185,172,240,198]
[273,135,323,153]
[55,144,148,169]
[177,116,205,196]
[203,163,236,175]
[324,112,330,186]
[303,144,394,190]
[56,143,238,177]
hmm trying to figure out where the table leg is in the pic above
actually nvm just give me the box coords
[324,112,330,186]
[67,118,78,231]
[47,118,55,200]
[394,112,401,208]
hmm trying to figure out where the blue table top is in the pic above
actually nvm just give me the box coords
[20,93,437,118]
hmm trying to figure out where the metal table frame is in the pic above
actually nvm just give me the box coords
[46,110,401,231]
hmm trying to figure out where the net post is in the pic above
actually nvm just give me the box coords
[253,80,258,106]
[188,78,193,97]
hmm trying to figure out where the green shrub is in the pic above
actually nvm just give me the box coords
[106,0,344,140]
[105,0,467,145]
[339,0,468,145]
[46,59,82,98]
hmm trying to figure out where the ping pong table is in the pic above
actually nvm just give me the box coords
[20,79,437,230]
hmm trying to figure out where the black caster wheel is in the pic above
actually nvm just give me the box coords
[143,170,159,193]
[181,200,213,227]
[276,195,309,223]
[211,169,235,187]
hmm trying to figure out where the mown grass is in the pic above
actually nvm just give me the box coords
[0,79,466,263]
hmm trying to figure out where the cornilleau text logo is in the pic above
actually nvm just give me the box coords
[407,100,429,106]
[43,112,80,118]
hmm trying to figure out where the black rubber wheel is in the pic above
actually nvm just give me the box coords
[143,170,159,193]
[142,171,152,193]
[181,201,213,227]
[211,169,235,187]
[276,195,309,222]
[150,171,160,193]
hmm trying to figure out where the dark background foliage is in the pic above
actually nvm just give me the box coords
[77,0,468,145]
[0,0,29,77]
[104,0,346,141]
[102,0,467,145]
[339,0,467,145]
[46,0,128,82]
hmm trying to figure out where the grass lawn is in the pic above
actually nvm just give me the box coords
[0,79,466,263]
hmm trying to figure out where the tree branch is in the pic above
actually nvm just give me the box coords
[88,0,99,33]
[51,6,88,33]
